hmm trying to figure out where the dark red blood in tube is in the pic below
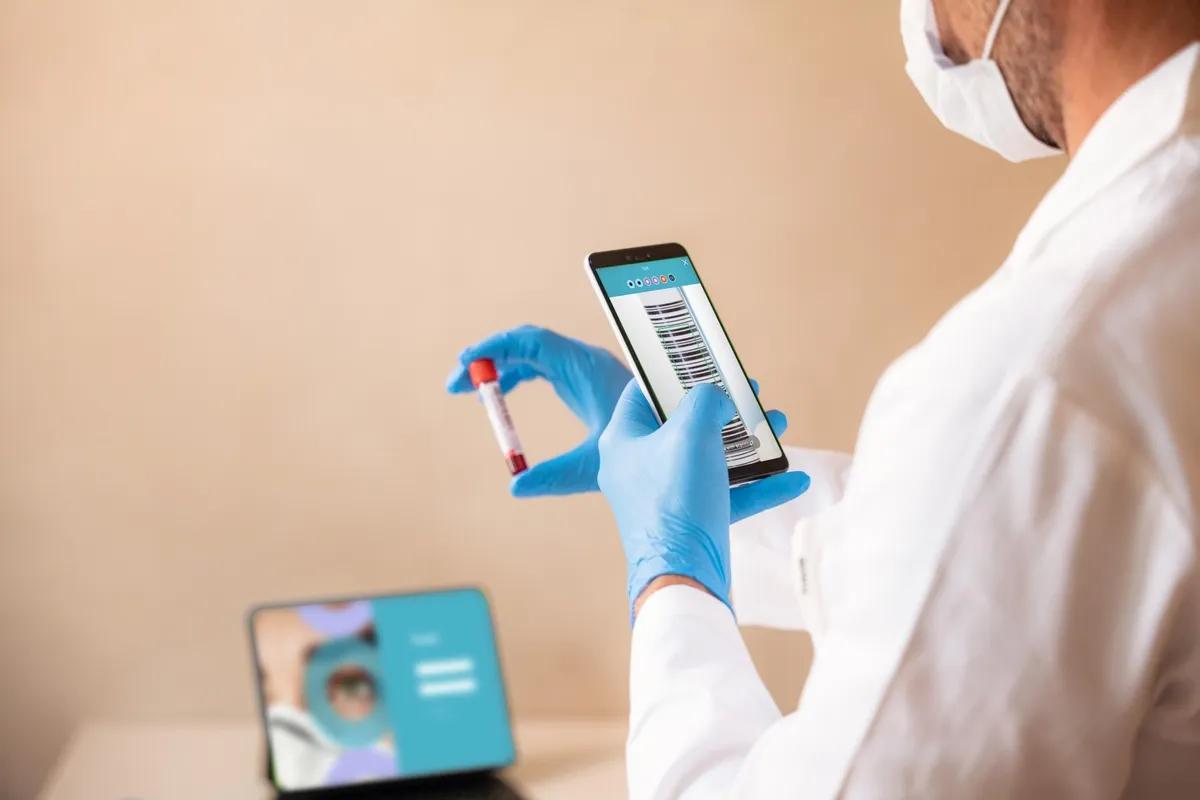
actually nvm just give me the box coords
[506,452,528,476]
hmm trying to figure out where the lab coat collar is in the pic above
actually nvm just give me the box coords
[1011,41,1200,263]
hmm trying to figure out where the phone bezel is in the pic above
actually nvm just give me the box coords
[246,585,517,797]
[584,242,789,486]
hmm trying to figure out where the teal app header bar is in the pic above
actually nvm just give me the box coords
[597,257,699,298]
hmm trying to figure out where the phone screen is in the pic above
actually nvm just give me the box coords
[591,252,785,475]
[249,588,514,792]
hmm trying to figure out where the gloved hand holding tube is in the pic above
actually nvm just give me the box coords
[446,325,632,497]
[447,325,805,525]
[597,381,810,618]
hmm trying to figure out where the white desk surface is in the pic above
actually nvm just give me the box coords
[39,717,628,800]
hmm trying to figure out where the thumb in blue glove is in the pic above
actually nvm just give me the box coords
[597,380,811,620]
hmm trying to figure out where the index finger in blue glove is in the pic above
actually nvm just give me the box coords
[458,325,552,365]
[730,470,811,524]
[445,326,557,394]
[446,360,543,394]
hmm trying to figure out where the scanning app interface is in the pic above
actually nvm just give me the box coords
[253,590,514,791]
[598,257,782,468]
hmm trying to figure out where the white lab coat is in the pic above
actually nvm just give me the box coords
[628,43,1200,799]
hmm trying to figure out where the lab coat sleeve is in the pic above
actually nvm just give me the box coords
[628,377,1193,798]
[628,585,782,799]
[729,446,851,630]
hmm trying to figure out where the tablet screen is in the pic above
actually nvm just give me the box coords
[250,588,515,791]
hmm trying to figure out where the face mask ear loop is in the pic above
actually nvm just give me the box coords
[982,0,1016,60]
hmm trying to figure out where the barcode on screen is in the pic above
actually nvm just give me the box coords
[642,290,761,468]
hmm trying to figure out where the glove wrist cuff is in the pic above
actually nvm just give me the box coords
[626,552,731,626]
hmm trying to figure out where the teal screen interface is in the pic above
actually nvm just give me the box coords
[253,588,515,790]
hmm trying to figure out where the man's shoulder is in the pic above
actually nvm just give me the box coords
[884,172,1200,516]
[919,151,1200,400]
[1024,153,1200,442]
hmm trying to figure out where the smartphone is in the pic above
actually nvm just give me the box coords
[247,587,518,796]
[585,242,789,485]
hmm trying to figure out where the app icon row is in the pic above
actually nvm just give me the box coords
[627,274,676,289]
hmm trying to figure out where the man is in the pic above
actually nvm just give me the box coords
[447,0,1200,795]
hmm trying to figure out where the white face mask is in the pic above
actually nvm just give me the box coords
[901,0,1062,162]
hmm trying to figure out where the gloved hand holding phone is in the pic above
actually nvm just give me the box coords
[598,381,810,617]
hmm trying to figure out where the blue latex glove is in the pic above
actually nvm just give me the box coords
[447,326,797,520]
[446,326,631,497]
[597,380,811,618]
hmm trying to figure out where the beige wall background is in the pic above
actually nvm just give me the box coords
[0,1,1062,796]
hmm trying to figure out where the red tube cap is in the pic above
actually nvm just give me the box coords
[468,358,498,387]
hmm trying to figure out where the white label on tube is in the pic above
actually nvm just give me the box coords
[478,382,523,456]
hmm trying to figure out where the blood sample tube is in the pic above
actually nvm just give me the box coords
[469,358,528,476]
